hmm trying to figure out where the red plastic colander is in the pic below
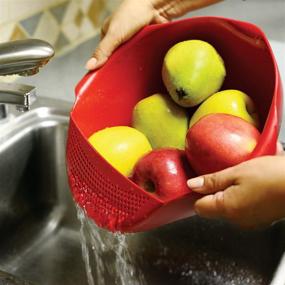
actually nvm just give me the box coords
[66,16,283,233]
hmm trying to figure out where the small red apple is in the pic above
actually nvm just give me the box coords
[132,148,194,200]
[185,113,261,175]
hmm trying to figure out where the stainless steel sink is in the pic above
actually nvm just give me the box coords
[0,97,284,285]
[0,98,87,285]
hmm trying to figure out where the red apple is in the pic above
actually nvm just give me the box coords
[185,113,261,175]
[132,148,194,200]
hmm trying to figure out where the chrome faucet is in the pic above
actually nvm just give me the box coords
[0,39,54,117]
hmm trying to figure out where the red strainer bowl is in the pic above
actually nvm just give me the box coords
[66,16,283,233]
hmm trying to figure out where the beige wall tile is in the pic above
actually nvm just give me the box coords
[62,21,80,42]
[80,0,92,14]
[0,0,119,56]
[0,0,10,25]
[79,17,96,38]
[63,0,80,24]
[0,0,67,25]
[105,0,122,12]
[75,9,84,27]
[0,23,15,43]
[34,11,60,45]
[88,0,106,27]
[10,24,27,41]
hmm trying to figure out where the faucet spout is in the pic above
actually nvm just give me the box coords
[0,39,54,76]
[0,39,54,118]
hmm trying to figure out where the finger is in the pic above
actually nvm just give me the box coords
[152,13,169,24]
[86,0,155,70]
[86,30,123,70]
[187,166,238,194]
[194,190,228,219]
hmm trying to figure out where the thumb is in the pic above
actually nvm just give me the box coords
[187,167,239,219]
[187,166,237,194]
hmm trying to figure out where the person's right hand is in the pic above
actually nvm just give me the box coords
[85,0,222,70]
[187,143,285,229]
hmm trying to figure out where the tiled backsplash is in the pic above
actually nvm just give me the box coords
[0,0,121,56]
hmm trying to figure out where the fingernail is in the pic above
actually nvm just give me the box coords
[187,177,204,188]
[85,57,97,70]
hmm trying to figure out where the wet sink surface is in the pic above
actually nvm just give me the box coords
[131,218,285,285]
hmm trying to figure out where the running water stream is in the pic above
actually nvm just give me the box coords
[77,206,146,285]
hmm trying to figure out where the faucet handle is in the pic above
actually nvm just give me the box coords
[0,39,54,76]
[0,82,36,111]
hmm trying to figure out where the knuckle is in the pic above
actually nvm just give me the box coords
[105,26,116,38]
[105,21,120,37]
[112,37,122,49]
[93,45,110,60]
[207,173,220,190]
[214,191,226,213]
[105,31,123,48]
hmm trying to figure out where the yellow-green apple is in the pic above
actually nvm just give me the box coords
[162,40,226,107]
[132,148,195,200]
[185,114,260,175]
[132,93,188,149]
[189,89,259,128]
[88,126,152,177]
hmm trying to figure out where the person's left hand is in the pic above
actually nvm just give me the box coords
[187,149,285,229]
[86,0,223,70]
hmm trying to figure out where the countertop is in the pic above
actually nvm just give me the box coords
[17,0,285,140]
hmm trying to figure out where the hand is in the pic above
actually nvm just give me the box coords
[187,152,285,229]
[85,0,222,70]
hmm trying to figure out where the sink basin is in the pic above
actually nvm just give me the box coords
[0,98,284,285]
[0,98,87,285]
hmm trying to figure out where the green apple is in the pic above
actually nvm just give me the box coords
[88,126,152,177]
[132,93,188,149]
[189,89,259,128]
[162,40,226,107]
